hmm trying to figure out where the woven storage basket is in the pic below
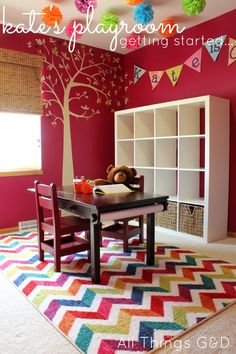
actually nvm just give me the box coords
[156,202,177,230]
[179,203,204,237]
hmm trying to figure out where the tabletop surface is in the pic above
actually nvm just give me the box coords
[56,186,169,213]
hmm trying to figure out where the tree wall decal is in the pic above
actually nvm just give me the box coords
[27,37,131,185]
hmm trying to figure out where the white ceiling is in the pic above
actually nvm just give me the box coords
[0,0,235,53]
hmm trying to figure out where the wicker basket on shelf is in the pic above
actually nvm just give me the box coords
[156,201,177,231]
[179,203,204,237]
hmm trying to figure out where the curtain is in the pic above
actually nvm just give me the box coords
[0,48,43,114]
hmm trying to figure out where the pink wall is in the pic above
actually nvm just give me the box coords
[0,29,124,229]
[124,10,236,232]
[1,9,236,232]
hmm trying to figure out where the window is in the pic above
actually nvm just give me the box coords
[0,113,42,175]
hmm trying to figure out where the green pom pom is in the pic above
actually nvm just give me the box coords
[100,12,120,31]
[182,0,206,16]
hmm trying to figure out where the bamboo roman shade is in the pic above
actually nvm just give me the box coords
[0,48,43,114]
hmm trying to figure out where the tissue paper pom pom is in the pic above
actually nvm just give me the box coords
[100,12,120,32]
[134,2,154,25]
[65,20,83,39]
[74,0,97,14]
[182,0,206,16]
[158,19,177,37]
[125,0,144,5]
[42,5,63,27]
[126,34,141,50]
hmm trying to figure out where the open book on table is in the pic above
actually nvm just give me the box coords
[93,184,133,195]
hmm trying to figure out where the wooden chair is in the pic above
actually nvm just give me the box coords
[101,175,144,252]
[34,180,90,272]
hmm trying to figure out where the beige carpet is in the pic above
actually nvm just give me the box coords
[0,232,236,354]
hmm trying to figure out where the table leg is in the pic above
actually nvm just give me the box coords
[90,221,102,284]
[146,212,155,265]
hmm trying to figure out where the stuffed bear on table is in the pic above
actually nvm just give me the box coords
[93,164,137,186]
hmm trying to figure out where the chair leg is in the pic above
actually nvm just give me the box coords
[123,238,129,253]
[54,255,61,272]
[123,221,129,253]
[54,232,61,272]
[139,215,144,244]
[38,230,44,261]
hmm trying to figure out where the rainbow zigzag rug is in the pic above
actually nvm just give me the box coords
[0,232,236,353]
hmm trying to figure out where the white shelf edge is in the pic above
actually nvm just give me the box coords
[117,138,134,141]
[115,95,209,115]
[135,137,155,141]
[155,136,178,140]
[155,167,178,170]
[168,196,178,202]
[179,168,205,172]
[178,198,205,206]
[179,134,206,139]
[155,167,204,171]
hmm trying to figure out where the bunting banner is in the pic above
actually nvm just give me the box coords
[166,65,183,87]
[133,34,233,90]
[149,71,164,90]
[228,38,236,66]
[134,65,146,84]
[184,48,202,72]
[204,35,226,62]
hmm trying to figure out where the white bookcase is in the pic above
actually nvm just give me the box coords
[115,96,230,243]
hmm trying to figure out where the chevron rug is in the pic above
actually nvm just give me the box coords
[0,232,236,353]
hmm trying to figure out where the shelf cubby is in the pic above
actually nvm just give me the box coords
[179,136,205,169]
[155,107,177,137]
[135,110,154,138]
[155,169,178,201]
[116,141,134,166]
[179,104,205,136]
[156,138,178,168]
[135,140,154,167]
[116,113,134,139]
[179,170,205,205]
[136,168,154,194]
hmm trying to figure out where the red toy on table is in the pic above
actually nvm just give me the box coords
[73,177,93,194]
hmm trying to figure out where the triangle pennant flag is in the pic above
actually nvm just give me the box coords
[149,71,164,90]
[228,38,236,66]
[166,65,183,87]
[204,35,227,61]
[134,65,146,84]
[184,48,202,72]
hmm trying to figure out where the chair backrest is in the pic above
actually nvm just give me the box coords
[34,180,60,233]
[130,175,144,192]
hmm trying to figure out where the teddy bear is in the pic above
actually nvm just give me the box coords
[93,164,137,186]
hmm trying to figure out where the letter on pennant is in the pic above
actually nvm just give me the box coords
[166,65,183,87]
[149,71,164,90]
[204,35,227,61]
[134,65,146,84]
[228,38,236,66]
[184,48,202,72]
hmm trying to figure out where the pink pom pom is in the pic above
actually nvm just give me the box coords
[74,0,97,14]
[125,34,141,50]
[65,20,83,39]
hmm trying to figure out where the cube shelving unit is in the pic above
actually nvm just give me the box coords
[115,96,230,242]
